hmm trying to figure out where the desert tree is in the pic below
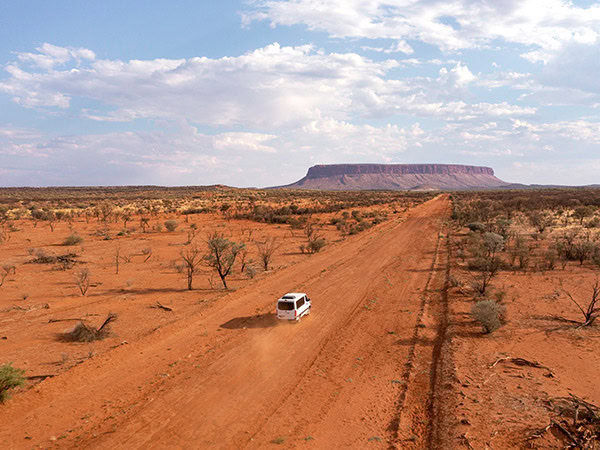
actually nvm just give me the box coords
[563,280,600,327]
[121,209,133,230]
[238,244,250,273]
[482,232,504,258]
[572,206,594,226]
[45,210,57,232]
[468,255,502,296]
[74,268,91,296]
[98,203,114,224]
[181,245,203,290]
[139,217,150,233]
[302,223,326,254]
[204,232,244,289]
[256,237,280,271]
[574,237,596,265]
[528,211,554,234]
[186,223,199,244]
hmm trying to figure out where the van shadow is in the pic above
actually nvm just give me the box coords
[220,313,279,329]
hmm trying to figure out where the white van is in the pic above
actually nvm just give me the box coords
[276,293,311,322]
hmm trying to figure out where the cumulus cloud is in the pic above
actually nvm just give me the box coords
[245,0,600,60]
[16,43,95,69]
[0,43,535,128]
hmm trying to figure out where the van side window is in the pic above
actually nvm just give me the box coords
[296,298,304,308]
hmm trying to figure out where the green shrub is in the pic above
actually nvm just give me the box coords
[164,220,178,232]
[63,233,83,246]
[471,299,506,334]
[0,362,25,402]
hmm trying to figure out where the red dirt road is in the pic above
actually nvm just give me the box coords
[1,196,450,449]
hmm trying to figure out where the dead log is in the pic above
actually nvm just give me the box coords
[489,356,554,376]
[26,374,55,380]
[151,302,173,312]
[551,420,581,448]
[97,312,117,332]
[49,318,84,323]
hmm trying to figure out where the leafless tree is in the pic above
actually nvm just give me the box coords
[468,256,502,296]
[186,223,199,245]
[74,269,91,296]
[239,245,250,273]
[140,217,150,233]
[121,209,132,230]
[256,237,281,271]
[563,280,600,327]
[181,245,203,290]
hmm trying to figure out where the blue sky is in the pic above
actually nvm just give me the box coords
[1,0,599,187]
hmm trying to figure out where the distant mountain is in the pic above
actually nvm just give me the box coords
[279,164,509,191]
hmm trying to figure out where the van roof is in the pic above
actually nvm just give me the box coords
[278,293,306,301]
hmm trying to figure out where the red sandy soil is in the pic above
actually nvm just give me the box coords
[0,195,446,448]
[1,194,598,449]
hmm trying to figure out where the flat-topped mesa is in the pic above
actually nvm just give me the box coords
[306,164,495,178]
[282,163,507,191]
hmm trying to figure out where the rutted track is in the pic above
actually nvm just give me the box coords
[0,195,450,449]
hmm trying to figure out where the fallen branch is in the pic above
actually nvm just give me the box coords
[151,302,173,311]
[489,356,554,376]
[568,394,599,422]
[524,423,552,442]
[49,318,85,323]
[97,313,117,332]
[551,420,581,448]
[26,374,55,381]
[459,433,475,450]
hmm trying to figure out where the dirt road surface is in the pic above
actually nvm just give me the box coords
[1,195,451,449]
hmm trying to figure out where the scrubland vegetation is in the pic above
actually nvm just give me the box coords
[448,188,600,447]
[0,186,432,400]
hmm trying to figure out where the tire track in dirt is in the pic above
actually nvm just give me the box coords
[385,219,444,446]
[386,205,453,449]
[426,228,452,449]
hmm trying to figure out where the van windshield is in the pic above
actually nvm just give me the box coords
[278,301,295,311]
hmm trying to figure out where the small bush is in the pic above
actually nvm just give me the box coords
[308,237,326,253]
[245,265,257,279]
[471,299,506,334]
[0,362,25,402]
[164,220,178,232]
[63,233,84,246]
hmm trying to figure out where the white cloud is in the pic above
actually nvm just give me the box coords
[16,43,95,69]
[438,62,475,87]
[0,43,535,128]
[245,0,600,60]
